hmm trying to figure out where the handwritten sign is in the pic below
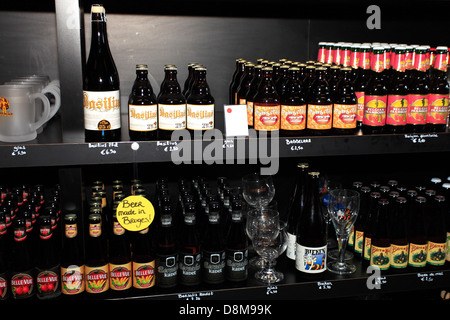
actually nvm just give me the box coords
[285,138,312,151]
[404,133,438,144]
[11,146,26,156]
[88,142,119,156]
[116,195,155,231]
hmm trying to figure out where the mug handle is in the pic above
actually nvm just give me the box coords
[30,92,51,131]
[42,85,61,120]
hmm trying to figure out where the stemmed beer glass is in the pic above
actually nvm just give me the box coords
[242,173,275,213]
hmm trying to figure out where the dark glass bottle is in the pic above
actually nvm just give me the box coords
[427,46,449,132]
[236,62,255,106]
[229,59,246,104]
[353,44,371,126]
[285,163,309,261]
[0,211,9,300]
[426,195,447,270]
[155,210,178,289]
[362,191,381,267]
[303,66,316,102]
[295,172,327,279]
[407,46,429,133]
[386,47,408,133]
[183,62,200,98]
[157,65,187,140]
[275,64,291,97]
[332,67,357,135]
[128,64,158,140]
[389,197,409,273]
[225,200,248,282]
[306,67,333,135]
[35,215,61,299]
[408,196,428,271]
[362,46,388,134]
[253,67,280,133]
[328,65,341,101]
[186,67,215,133]
[353,186,371,257]
[245,64,264,128]
[85,212,109,296]
[370,199,391,273]
[280,67,307,136]
[83,4,121,142]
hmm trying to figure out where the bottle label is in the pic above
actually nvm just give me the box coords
[36,266,60,297]
[247,101,254,126]
[61,265,85,295]
[295,244,327,273]
[155,254,177,288]
[355,92,365,122]
[447,231,450,262]
[408,243,427,267]
[427,94,449,124]
[370,245,390,270]
[254,104,280,131]
[306,104,332,130]
[11,272,34,299]
[113,221,125,236]
[179,252,201,285]
[133,261,156,289]
[333,104,357,129]
[129,104,157,131]
[390,244,409,269]
[187,104,214,130]
[158,104,186,130]
[286,232,297,260]
[281,105,306,130]
[426,241,446,266]
[407,94,428,125]
[83,90,121,130]
[386,95,408,125]
[363,95,387,126]
[65,223,77,238]
[109,262,132,291]
[203,250,225,284]
[0,274,7,300]
[85,265,109,293]
[89,222,101,237]
[354,230,364,254]
[225,248,248,281]
[363,236,372,261]
[348,226,354,246]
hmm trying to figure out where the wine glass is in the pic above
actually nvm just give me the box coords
[326,189,360,274]
[242,173,275,213]
[245,209,265,269]
[252,210,286,283]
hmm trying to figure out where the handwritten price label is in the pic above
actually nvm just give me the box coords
[88,142,119,156]
[404,133,438,144]
[11,146,26,156]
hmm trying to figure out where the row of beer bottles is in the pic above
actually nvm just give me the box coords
[83,4,215,142]
[349,179,448,274]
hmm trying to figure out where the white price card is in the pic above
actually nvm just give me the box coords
[223,104,249,137]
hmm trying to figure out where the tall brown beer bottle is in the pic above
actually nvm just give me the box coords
[155,210,177,289]
[128,64,158,140]
[179,204,201,287]
[353,44,372,127]
[83,4,121,142]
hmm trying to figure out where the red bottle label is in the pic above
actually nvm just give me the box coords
[317,48,326,63]
[0,276,8,299]
[427,94,449,124]
[355,91,365,122]
[37,269,59,296]
[363,95,387,126]
[11,273,34,299]
[407,94,428,124]
[386,95,408,125]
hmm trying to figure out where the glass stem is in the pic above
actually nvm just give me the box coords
[337,233,349,266]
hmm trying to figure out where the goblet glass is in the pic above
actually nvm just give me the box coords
[242,173,275,213]
[326,189,360,274]
[245,209,265,269]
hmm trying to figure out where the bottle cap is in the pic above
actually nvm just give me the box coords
[136,64,148,71]
[91,4,105,13]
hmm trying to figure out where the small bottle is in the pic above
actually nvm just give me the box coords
[408,197,428,271]
[362,192,381,267]
[128,64,158,140]
[353,186,371,257]
[306,67,333,135]
[155,210,178,289]
[229,59,246,104]
[370,199,391,273]
[236,62,255,107]
[332,67,357,135]
[280,67,307,136]
[245,64,264,128]
[253,67,280,133]
[389,197,409,273]
[183,62,200,98]
[426,195,447,270]
[0,211,10,300]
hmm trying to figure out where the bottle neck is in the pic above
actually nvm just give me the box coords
[90,18,109,50]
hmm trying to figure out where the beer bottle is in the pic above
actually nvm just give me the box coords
[285,163,309,261]
[303,65,316,102]
[108,211,132,295]
[35,215,61,299]
[407,46,429,133]
[386,47,409,133]
[362,192,381,267]
[370,199,391,273]
[178,203,201,287]
[389,197,409,273]
[85,211,109,296]
[186,67,215,132]
[295,172,327,279]
[132,225,156,293]
[155,210,177,289]
[317,42,327,63]
[275,64,291,97]
[0,211,9,300]
[183,63,199,98]
[60,213,85,297]
[280,67,307,136]
[427,46,449,132]
[236,62,255,107]
[83,4,121,142]
[332,67,357,135]
[253,67,280,133]
[362,46,388,134]
[10,218,35,299]
[408,196,428,271]
[353,186,371,257]
[202,202,225,285]
[306,67,333,135]
[328,65,341,101]
[225,199,248,282]
[426,195,447,270]
[229,59,246,104]
[157,65,187,140]
[128,64,158,140]
[245,64,264,128]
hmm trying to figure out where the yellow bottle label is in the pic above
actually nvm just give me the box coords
[354,230,364,254]
[61,265,85,295]
[363,236,371,261]
[247,101,254,126]
[446,232,450,262]
[109,262,132,291]
[280,105,306,130]
[132,261,156,289]
[85,265,109,294]
[408,243,427,267]
[348,226,355,246]
[390,244,409,269]
[370,245,390,270]
[426,241,446,266]
[307,104,332,130]
[254,104,280,131]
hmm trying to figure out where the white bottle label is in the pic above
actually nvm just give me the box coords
[187,104,214,130]
[83,90,121,130]
[129,104,157,131]
[158,104,186,130]
[286,232,297,260]
[295,244,327,273]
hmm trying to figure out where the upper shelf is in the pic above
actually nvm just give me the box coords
[0,114,448,168]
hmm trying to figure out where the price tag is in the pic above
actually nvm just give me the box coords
[224,105,249,137]
[116,195,155,231]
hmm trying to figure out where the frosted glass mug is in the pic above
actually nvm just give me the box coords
[0,85,50,142]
